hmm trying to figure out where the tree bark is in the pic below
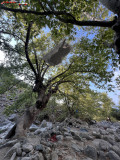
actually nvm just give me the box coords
[5,106,39,139]
[5,88,52,139]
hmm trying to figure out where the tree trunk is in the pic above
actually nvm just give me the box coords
[5,106,39,139]
[5,89,51,139]
[14,107,39,139]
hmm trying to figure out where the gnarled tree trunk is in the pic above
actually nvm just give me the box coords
[5,88,52,139]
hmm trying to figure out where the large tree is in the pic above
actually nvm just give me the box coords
[0,0,119,138]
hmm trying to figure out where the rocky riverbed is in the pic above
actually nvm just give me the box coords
[0,117,120,160]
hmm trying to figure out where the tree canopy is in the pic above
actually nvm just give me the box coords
[0,0,119,119]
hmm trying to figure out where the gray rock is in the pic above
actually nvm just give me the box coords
[103,135,115,145]
[0,127,8,133]
[111,145,120,156]
[16,147,22,156]
[45,142,53,148]
[116,128,120,134]
[8,114,17,122]
[84,146,97,160]
[34,128,47,135]
[22,152,26,157]
[82,158,93,160]
[62,127,70,132]
[71,130,82,141]
[40,132,50,139]
[71,143,83,152]
[98,151,107,160]
[71,130,78,135]
[106,128,114,134]
[80,128,88,132]
[0,139,18,149]
[92,131,101,138]
[113,122,120,127]
[79,132,93,140]
[65,136,73,140]
[40,140,53,148]
[39,153,44,160]
[40,120,47,128]
[0,139,6,145]
[46,122,53,129]
[35,144,44,151]
[22,143,33,153]
[45,153,51,160]
[31,153,44,160]
[99,140,112,151]
[26,137,41,146]
[0,122,15,139]
[51,151,58,160]
[21,158,32,160]
[97,121,111,128]
[92,139,100,149]
[115,134,120,142]
[64,156,77,160]
[73,134,82,141]
[4,142,21,158]
[29,124,38,132]
[45,147,51,154]
[106,150,120,160]
[10,152,16,160]
[99,129,108,135]
[56,135,63,141]
[64,132,72,136]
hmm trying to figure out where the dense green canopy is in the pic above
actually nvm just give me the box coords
[0,0,119,119]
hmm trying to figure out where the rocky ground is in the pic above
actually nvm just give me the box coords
[0,116,120,160]
[0,93,120,160]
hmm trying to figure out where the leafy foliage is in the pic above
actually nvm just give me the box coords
[110,108,120,120]
[4,87,36,116]
[0,64,28,94]
[0,0,119,121]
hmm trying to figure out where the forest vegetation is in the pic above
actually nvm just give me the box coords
[0,0,120,138]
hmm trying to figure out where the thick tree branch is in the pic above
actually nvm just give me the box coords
[47,62,73,87]
[58,16,117,28]
[0,6,117,28]
[40,60,46,74]
[34,50,39,74]
[48,80,73,90]
[41,64,49,78]
[32,40,39,74]
[60,69,96,81]
[38,58,42,74]
[0,6,76,17]
[25,22,37,78]
[48,80,73,95]
[49,69,97,88]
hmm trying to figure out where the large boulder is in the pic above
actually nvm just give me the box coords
[84,145,97,160]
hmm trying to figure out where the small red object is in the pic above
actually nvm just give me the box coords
[49,135,57,142]
[19,4,21,5]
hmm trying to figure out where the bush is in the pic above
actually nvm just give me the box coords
[110,108,120,120]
